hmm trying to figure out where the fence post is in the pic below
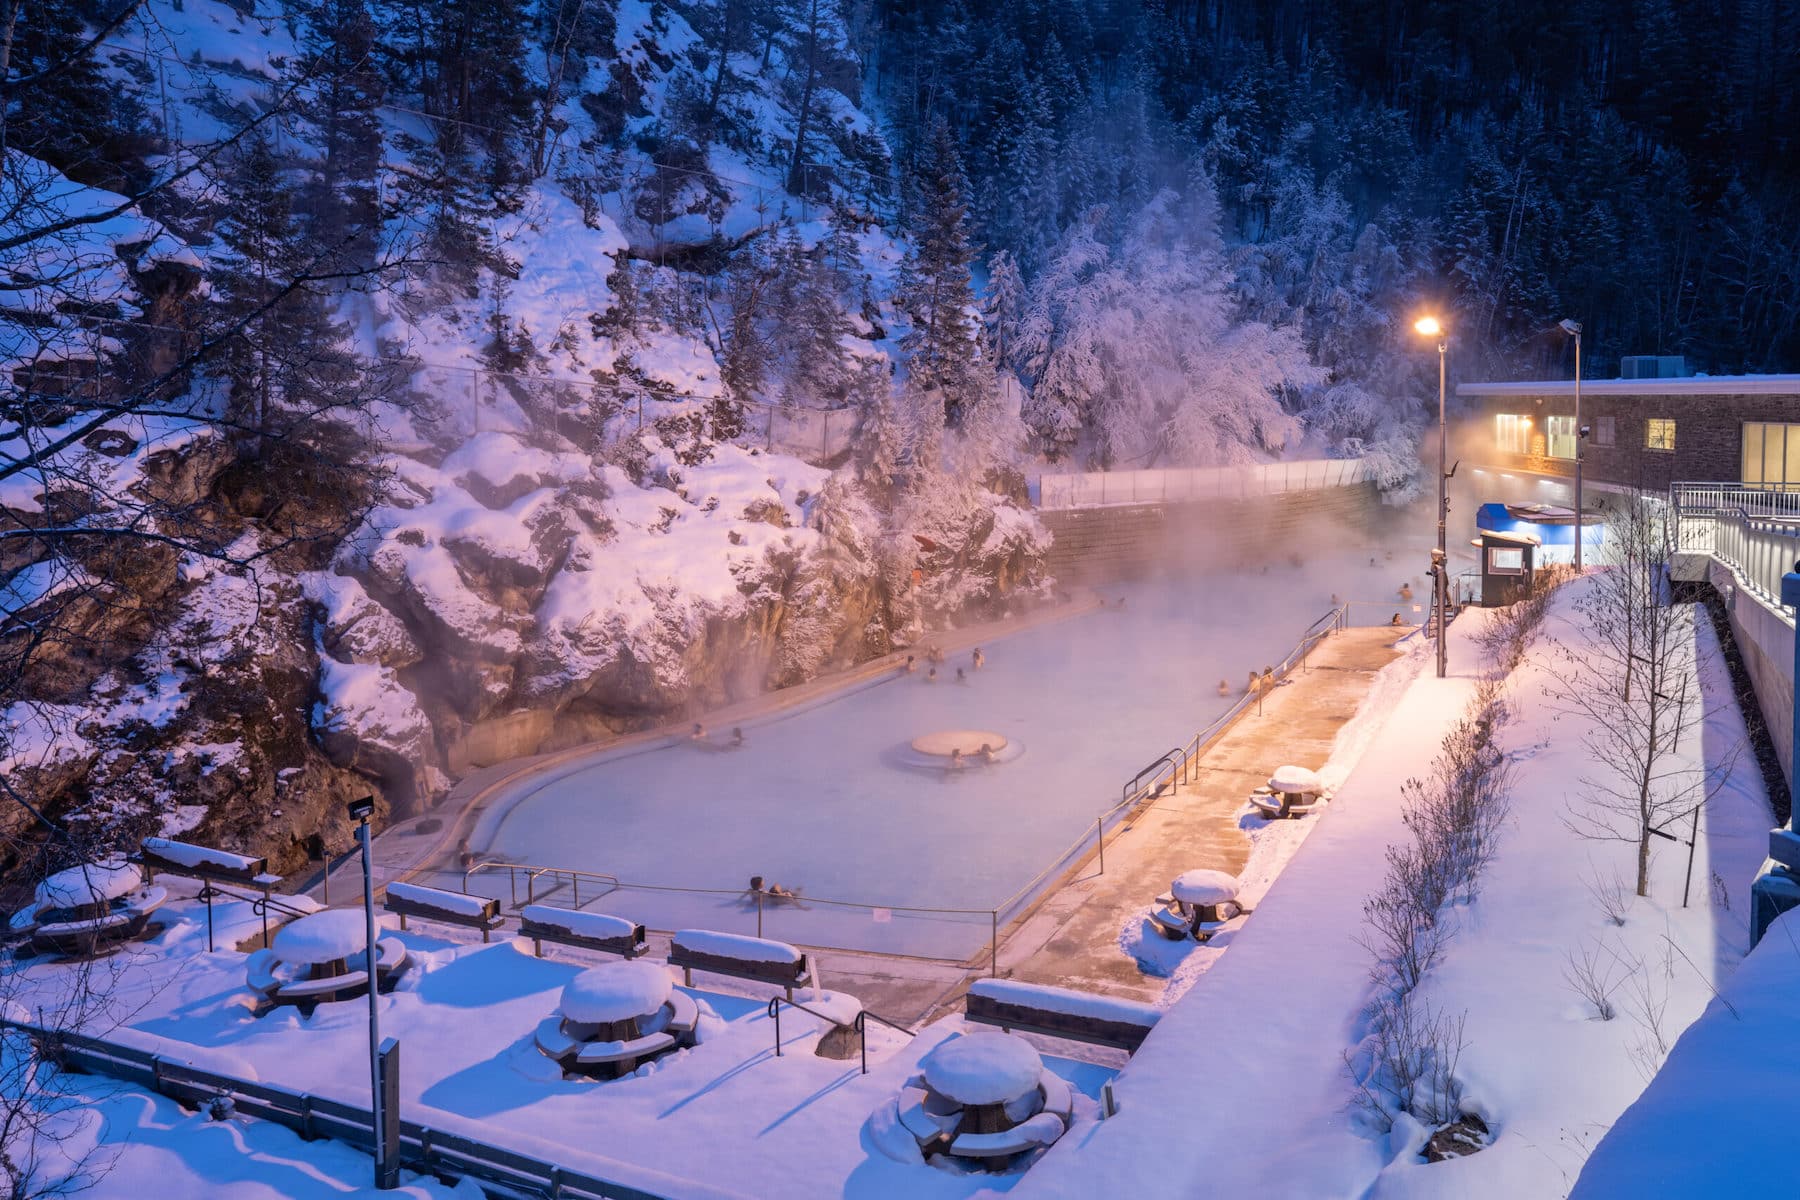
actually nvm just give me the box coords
[990,911,998,977]
[1096,817,1105,873]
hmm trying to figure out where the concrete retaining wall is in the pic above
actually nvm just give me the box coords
[1039,482,1388,587]
[1699,556,1795,787]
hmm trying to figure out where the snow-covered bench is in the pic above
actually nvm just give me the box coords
[668,930,812,1000]
[382,882,505,942]
[964,978,1160,1054]
[138,837,279,889]
[948,1112,1067,1160]
[518,904,647,959]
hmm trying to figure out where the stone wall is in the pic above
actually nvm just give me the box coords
[1039,482,1389,587]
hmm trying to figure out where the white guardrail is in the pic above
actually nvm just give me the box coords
[1672,482,1800,610]
[1036,458,1372,510]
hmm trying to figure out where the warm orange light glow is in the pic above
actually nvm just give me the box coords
[1413,316,1443,337]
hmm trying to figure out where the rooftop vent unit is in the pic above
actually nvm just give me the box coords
[1619,355,1689,380]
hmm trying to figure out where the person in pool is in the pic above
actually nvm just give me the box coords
[979,742,996,764]
[749,875,795,899]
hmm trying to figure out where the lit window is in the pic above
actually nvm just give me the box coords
[1645,418,1676,452]
[1487,547,1525,574]
[1546,416,1578,460]
[1495,414,1530,454]
[1741,422,1800,488]
[1593,415,1615,446]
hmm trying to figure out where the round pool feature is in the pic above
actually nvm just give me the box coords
[897,730,1025,772]
[910,731,1010,758]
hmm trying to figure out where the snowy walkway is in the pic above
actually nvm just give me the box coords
[993,625,1407,1002]
[1013,580,1772,1199]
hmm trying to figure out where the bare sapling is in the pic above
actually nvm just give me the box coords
[1546,493,1718,898]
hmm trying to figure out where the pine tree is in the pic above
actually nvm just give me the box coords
[211,134,356,452]
[300,0,387,266]
[897,122,983,429]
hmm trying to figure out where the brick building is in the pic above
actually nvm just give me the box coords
[1454,374,1800,492]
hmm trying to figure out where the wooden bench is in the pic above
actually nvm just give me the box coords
[948,1113,1065,1159]
[518,904,647,959]
[382,882,505,942]
[667,930,811,1000]
[964,978,1160,1054]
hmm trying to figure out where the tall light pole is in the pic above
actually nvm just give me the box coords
[1560,319,1584,571]
[1414,316,1449,678]
[348,796,398,1190]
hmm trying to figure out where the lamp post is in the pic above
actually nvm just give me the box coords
[1560,319,1584,570]
[347,795,397,1189]
[1414,315,1449,679]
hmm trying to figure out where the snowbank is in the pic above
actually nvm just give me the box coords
[921,1032,1043,1105]
[560,961,675,1024]
[1569,908,1799,1197]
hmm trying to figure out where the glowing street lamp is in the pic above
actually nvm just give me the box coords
[1559,318,1584,571]
[1415,315,1449,679]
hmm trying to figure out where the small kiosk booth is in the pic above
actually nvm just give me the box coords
[1475,528,1539,606]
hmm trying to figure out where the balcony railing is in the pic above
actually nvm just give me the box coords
[1671,482,1800,609]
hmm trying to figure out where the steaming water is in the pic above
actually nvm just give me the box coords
[474,547,1430,957]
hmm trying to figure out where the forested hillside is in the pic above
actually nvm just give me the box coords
[2,0,1794,871]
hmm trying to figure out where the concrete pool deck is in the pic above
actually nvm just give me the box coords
[973,623,1408,1006]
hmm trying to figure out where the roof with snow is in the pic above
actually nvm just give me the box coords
[1457,374,1800,398]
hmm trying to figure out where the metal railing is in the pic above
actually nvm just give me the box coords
[765,995,914,1075]
[1672,483,1800,609]
[461,862,622,911]
[1036,458,1371,511]
[4,1019,669,1200]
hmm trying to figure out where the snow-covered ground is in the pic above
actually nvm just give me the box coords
[4,575,1771,1199]
[11,892,1114,1200]
[474,548,1429,957]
